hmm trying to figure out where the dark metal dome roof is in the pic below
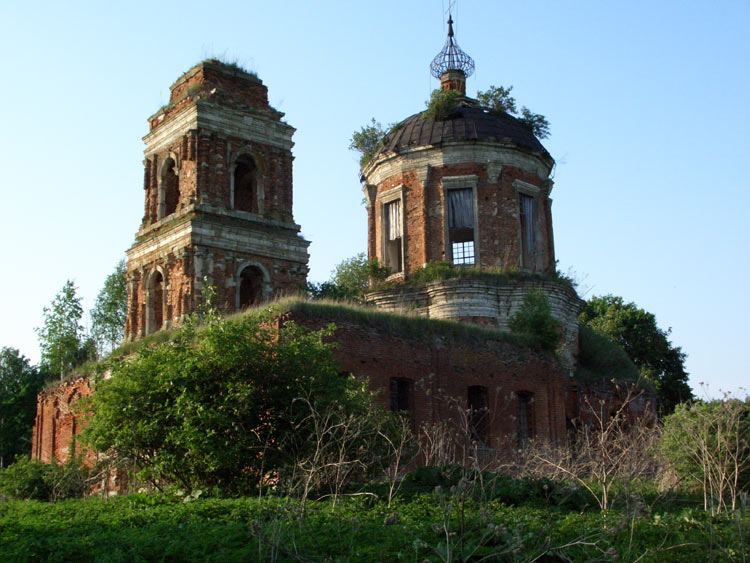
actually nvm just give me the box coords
[374,101,551,160]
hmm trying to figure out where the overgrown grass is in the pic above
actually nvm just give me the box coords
[286,298,529,348]
[1,482,746,562]
[200,57,257,77]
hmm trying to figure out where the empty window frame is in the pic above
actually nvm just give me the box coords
[447,188,475,265]
[468,385,489,445]
[519,193,536,268]
[517,391,534,448]
[383,199,403,273]
[390,377,412,414]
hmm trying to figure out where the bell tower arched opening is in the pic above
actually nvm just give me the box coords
[233,155,258,213]
[238,265,264,309]
[146,271,164,334]
[159,158,180,218]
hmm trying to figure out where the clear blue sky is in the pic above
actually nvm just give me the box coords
[1,1,747,398]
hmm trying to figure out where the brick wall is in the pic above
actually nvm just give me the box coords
[284,310,570,454]
[31,377,94,464]
[125,61,308,340]
[367,157,556,276]
[33,309,570,469]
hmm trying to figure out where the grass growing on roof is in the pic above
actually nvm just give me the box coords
[575,325,647,387]
[48,295,551,391]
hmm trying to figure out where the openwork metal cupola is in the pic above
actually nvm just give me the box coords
[429,15,475,80]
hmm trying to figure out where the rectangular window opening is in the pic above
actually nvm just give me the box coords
[390,377,412,414]
[384,200,403,273]
[517,391,534,448]
[448,188,475,265]
[519,194,535,268]
[468,385,489,445]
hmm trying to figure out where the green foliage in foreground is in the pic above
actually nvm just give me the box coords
[0,483,747,562]
[78,313,389,496]
[661,399,750,513]
[0,456,88,502]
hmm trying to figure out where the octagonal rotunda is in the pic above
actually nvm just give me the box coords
[362,16,583,368]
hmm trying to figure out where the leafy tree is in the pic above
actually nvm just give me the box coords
[476,85,551,139]
[90,260,127,356]
[661,399,750,513]
[579,295,693,414]
[36,280,87,380]
[519,108,550,140]
[508,289,560,352]
[79,312,391,495]
[476,84,517,114]
[349,118,388,167]
[308,253,390,301]
[0,348,44,468]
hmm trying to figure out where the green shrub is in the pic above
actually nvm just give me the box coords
[0,456,88,501]
[661,399,750,513]
[0,457,49,500]
[424,89,462,121]
[508,289,560,352]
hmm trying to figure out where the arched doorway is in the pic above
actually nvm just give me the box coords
[238,265,264,309]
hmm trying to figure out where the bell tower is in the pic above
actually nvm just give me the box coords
[124,60,310,340]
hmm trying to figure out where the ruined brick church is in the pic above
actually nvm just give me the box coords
[33,20,594,464]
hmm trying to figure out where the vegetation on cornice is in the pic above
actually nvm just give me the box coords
[368,261,578,294]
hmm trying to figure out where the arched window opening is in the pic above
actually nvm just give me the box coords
[162,158,180,217]
[234,155,257,213]
[147,271,164,334]
[238,266,264,309]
